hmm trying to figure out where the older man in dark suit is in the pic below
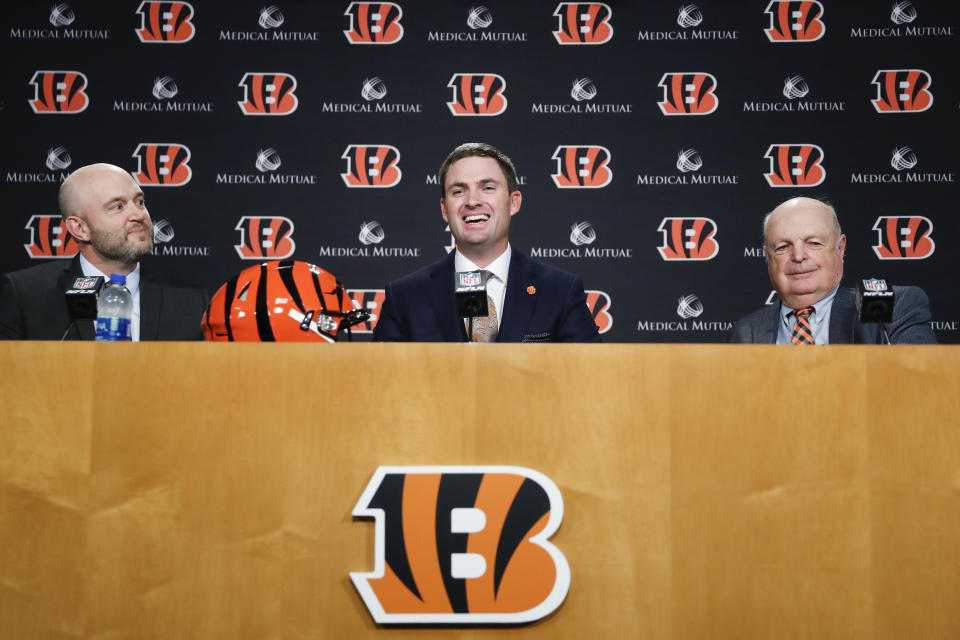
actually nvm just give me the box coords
[0,163,207,340]
[373,143,599,343]
[728,197,935,345]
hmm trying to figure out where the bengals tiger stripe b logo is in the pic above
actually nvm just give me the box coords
[344,2,404,44]
[341,145,402,188]
[872,216,935,260]
[238,73,299,115]
[23,215,79,259]
[657,217,719,261]
[135,1,196,43]
[552,3,613,45]
[29,71,89,114]
[764,1,825,42]
[763,144,825,187]
[551,145,612,188]
[447,74,507,116]
[351,466,569,624]
[345,289,385,333]
[657,73,718,115]
[871,70,933,113]
[585,290,613,334]
[234,216,296,260]
[132,143,192,186]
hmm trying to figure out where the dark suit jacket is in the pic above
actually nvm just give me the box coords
[372,250,600,342]
[0,256,208,340]
[728,286,936,344]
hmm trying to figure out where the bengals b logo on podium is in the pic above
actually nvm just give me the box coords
[351,466,570,624]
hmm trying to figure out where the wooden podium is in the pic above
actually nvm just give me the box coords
[1,343,958,639]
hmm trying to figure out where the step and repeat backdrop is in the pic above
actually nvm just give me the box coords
[3,1,958,342]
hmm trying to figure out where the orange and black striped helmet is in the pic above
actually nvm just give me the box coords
[202,260,368,342]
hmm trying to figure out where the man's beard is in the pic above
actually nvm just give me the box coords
[89,220,154,264]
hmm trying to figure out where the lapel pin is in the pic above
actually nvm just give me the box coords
[527,285,536,295]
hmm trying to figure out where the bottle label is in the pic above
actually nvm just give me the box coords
[95,317,132,341]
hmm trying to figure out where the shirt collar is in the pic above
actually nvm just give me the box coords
[454,244,512,284]
[79,254,141,295]
[779,285,840,325]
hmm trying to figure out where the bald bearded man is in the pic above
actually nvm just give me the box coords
[0,163,208,340]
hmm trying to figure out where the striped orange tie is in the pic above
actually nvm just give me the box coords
[790,306,815,345]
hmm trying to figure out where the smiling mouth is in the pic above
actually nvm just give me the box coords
[464,214,490,224]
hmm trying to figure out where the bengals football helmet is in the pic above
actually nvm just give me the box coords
[203,260,368,342]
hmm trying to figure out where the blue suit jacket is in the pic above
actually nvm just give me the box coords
[372,250,600,342]
[727,286,936,344]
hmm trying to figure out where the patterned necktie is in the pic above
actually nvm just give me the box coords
[471,293,498,342]
[790,306,815,345]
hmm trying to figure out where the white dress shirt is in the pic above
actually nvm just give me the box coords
[454,244,511,326]
[79,254,142,341]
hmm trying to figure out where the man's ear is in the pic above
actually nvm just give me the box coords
[509,190,522,217]
[64,215,89,243]
[440,197,449,224]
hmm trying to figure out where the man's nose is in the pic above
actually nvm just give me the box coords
[129,204,148,221]
[790,244,809,261]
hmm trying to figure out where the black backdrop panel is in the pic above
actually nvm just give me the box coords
[4,1,958,342]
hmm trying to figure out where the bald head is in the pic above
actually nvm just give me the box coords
[763,197,842,249]
[59,163,153,274]
[59,163,137,220]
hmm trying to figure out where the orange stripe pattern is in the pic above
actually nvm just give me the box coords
[790,306,815,345]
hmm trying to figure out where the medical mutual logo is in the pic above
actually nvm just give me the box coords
[428,6,528,42]
[317,221,420,258]
[742,75,846,113]
[529,220,632,259]
[850,1,954,38]
[636,149,739,186]
[530,78,632,115]
[636,293,731,334]
[637,3,739,41]
[215,148,318,185]
[850,147,955,185]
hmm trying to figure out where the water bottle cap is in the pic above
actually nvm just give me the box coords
[109,273,127,284]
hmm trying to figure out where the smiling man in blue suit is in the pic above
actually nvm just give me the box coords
[373,142,600,343]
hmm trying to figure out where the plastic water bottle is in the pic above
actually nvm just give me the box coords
[95,274,133,341]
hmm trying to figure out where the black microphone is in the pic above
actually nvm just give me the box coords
[454,270,488,318]
[61,276,104,340]
[857,278,895,344]
[857,278,895,323]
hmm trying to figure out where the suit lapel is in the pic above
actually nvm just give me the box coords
[829,287,857,344]
[760,302,780,344]
[427,252,466,342]
[57,257,95,340]
[140,273,161,341]
[497,250,536,343]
